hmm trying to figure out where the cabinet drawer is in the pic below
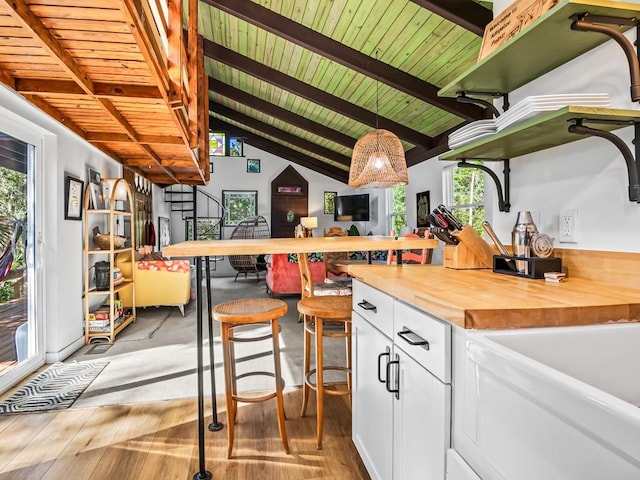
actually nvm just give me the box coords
[393,300,451,383]
[352,280,394,339]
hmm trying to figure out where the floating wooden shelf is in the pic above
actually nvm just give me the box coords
[438,0,640,98]
[440,106,639,161]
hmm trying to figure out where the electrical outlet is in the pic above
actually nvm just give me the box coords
[559,209,578,243]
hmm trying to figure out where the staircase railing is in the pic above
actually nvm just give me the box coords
[164,185,226,266]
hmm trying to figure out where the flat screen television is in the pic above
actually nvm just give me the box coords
[334,193,370,222]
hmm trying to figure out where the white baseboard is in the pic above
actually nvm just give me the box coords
[45,335,84,363]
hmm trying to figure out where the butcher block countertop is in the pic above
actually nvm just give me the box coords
[347,264,640,330]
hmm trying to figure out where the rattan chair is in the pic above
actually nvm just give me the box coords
[228,216,270,281]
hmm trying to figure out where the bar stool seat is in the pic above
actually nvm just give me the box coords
[297,294,352,449]
[212,297,290,458]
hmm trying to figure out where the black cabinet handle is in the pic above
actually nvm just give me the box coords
[357,300,377,313]
[377,347,390,383]
[386,355,399,400]
[397,327,430,350]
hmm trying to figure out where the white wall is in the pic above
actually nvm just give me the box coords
[0,85,121,362]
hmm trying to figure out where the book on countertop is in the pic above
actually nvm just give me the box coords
[544,271,566,282]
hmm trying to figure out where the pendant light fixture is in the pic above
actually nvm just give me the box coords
[349,51,408,188]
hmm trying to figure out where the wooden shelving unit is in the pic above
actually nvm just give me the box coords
[438,0,640,98]
[83,178,136,344]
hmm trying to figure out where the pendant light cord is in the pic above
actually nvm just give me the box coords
[375,49,379,130]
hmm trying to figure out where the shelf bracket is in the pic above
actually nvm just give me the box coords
[571,13,640,102]
[456,91,509,115]
[457,159,511,212]
[568,119,640,202]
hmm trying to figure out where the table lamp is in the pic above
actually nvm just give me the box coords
[300,216,318,237]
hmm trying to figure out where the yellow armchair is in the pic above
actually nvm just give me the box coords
[116,255,192,316]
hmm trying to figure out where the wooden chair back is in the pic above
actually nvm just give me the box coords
[297,252,315,299]
[387,232,434,265]
[323,227,349,276]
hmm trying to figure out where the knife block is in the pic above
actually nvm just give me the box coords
[443,225,494,269]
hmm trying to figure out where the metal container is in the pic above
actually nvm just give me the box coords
[511,211,538,274]
[95,261,111,291]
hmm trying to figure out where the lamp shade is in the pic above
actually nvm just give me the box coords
[349,129,408,188]
[300,216,318,229]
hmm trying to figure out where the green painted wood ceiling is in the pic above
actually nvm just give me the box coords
[201,0,493,183]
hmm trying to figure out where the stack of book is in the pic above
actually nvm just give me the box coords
[544,271,566,283]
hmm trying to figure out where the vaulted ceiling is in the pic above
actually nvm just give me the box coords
[204,0,493,183]
[0,0,493,185]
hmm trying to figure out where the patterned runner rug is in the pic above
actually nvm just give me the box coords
[0,361,108,414]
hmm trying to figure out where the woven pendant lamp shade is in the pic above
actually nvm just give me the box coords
[349,129,408,188]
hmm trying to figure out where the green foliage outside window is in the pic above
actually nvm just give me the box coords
[391,185,407,234]
[450,166,485,234]
[0,166,27,303]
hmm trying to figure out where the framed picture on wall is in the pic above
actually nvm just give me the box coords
[324,191,336,214]
[247,158,260,173]
[158,216,170,248]
[64,174,84,220]
[416,190,430,227]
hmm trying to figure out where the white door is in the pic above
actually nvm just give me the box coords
[0,111,45,393]
[393,349,451,480]
[352,311,394,480]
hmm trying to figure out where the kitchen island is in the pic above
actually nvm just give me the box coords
[347,262,640,480]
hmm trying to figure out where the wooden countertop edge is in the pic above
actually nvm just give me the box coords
[348,264,640,330]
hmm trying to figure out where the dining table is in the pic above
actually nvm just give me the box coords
[163,234,438,479]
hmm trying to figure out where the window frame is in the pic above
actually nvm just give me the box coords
[442,163,486,233]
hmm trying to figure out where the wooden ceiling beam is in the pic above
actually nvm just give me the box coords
[121,0,202,177]
[5,0,182,183]
[210,117,349,183]
[203,40,431,148]
[210,101,352,167]
[209,77,356,149]
[86,132,185,145]
[3,0,96,95]
[203,0,482,121]
[14,79,162,100]
[409,0,492,37]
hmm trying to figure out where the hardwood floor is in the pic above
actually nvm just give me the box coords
[0,388,370,480]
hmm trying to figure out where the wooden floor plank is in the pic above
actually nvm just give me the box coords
[0,389,369,480]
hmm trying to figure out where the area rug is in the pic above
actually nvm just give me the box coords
[0,361,108,414]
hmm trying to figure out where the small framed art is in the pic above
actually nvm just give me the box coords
[247,158,260,173]
[64,174,84,220]
[324,191,337,214]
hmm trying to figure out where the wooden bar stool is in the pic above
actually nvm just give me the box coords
[212,297,290,458]
[297,294,352,449]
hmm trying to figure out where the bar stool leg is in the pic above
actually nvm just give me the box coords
[271,318,290,453]
[315,317,324,449]
[221,323,236,458]
[301,317,311,417]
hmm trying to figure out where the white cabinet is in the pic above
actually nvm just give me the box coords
[352,279,451,480]
[352,312,393,480]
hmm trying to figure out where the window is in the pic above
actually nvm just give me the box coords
[209,132,225,156]
[222,190,258,226]
[388,185,407,235]
[442,163,485,233]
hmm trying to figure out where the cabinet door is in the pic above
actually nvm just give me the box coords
[393,349,451,480]
[352,311,394,480]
